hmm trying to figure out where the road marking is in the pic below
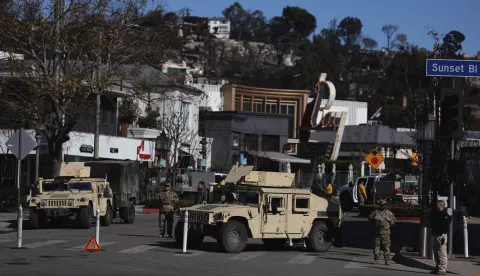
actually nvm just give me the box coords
[118,245,157,254]
[286,253,317,265]
[65,241,118,251]
[24,240,67,249]
[173,250,205,257]
[0,239,15,244]
[230,251,266,261]
[344,257,370,269]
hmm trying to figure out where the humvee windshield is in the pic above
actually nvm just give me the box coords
[68,182,92,191]
[42,181,67,192]
[212,188,259,206]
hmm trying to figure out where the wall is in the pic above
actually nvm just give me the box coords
[204,111,291,167]
[315,99,368,126]
[0,129,155,162]
[187,83,223,111]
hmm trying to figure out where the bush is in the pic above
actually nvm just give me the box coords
[359,204,421,217]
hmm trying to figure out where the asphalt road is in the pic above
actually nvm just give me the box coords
[0,213,428,276]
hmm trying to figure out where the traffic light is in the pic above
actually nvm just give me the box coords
[440,88,463,140]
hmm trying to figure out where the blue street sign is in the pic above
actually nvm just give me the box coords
[426,59,480,78]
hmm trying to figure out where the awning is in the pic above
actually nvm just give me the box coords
[248,151,311,164]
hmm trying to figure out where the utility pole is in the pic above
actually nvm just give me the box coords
[94,30,103,160]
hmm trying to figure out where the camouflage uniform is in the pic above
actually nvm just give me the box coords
[368,201,396,264]
[194,187,208,205]
[158,190,179,237]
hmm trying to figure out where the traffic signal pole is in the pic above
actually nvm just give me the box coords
[448,139,455,256]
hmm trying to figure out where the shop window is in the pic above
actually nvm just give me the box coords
[253,102,263,112]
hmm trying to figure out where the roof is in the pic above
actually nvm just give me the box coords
[259,188,311,194]
[310,125,414,147]
[249,151,311,164]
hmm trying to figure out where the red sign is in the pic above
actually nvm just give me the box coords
[137,140,151,160]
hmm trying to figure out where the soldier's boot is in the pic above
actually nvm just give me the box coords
[372,259,380,265]
[384,259,390,265]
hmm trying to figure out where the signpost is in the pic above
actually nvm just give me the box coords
[5,129,37,249]
[425,58,479,257]
[426,59,480,78]
[364,149,384,170]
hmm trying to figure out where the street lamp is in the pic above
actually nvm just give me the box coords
[156,130,171,169]
[417,113,435,258]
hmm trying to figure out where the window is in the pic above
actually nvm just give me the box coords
[270,197,283,212]
[253,102,263,112]
[68,182,93,191]
[280,104,295,115]
[295,198,309,209]
[167,67,187,75]
[242,100,251,111]
[181,102,191,128]
[294,196,310,212]
[266,103,277,113]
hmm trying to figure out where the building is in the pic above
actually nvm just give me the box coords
[201,111,310,173]
[121,65,213,170]
[208,17,230,39]
[187,82,223,111]
[222,85,310,138]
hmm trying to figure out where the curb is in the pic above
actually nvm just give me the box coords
[394,246,461,275]
[141,208,159,214]
[396,217,420,221]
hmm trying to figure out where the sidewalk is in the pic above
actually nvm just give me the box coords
[395,246,480,275]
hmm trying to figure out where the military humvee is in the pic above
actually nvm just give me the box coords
[174,164,343,253]
[28,162,125,229]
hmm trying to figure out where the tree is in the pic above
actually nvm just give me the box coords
[337,17,363,46]
[118,97,139,124]
[279,6,317,38]
[381,24,399,51]
[162,97,199,170]
[0,0,177,176]
[441,30,466,57]
[394,33,408,51]
[361,37,378,50]
[222,2,250,40]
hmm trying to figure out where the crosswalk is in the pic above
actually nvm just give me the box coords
[0,237,415,270]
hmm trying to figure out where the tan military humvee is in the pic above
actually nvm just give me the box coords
[174,164,343,253]
[28,162,114,229]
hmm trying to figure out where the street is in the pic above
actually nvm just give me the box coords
[0,213,430,276]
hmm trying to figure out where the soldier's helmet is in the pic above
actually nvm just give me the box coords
[378,199,387,205]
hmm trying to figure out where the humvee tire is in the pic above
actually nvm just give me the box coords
[78,205,93,229]
[100,203,113,226]
[174,222,204,248]
[219,220,248,253]
[29,210,46,229]
[120,201,135,224]
[262,238,287,249]
[306,221,332,252]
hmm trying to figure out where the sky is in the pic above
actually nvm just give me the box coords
[163,0,480,56]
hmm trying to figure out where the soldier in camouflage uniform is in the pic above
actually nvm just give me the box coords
[368,199,396,265]
[194,181,208,205]
[158,182,179,238]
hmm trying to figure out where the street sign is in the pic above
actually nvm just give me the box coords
[364,149,384,169]
[426,59,480,78]
[5,129,36,161]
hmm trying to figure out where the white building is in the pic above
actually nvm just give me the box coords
[314,99,368,125]
[187,82,223,111]
[123,65,213,169]
[208,17,230,39]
